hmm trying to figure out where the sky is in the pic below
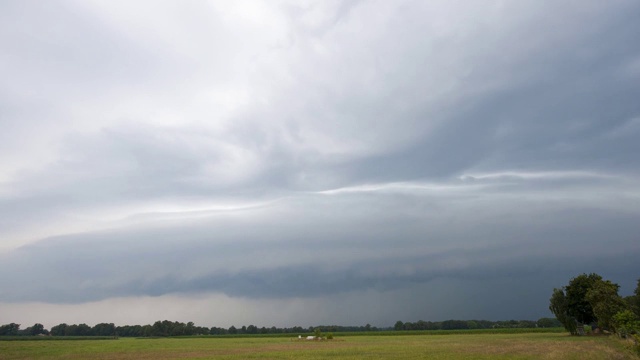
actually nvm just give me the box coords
[1,0,639,329]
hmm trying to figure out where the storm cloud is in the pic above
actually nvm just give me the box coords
[1,0,639,328]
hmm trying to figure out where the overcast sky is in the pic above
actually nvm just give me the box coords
[1,0,640,329]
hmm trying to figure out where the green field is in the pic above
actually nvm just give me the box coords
[1,333,638,360]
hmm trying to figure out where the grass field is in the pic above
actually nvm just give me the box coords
[1,332,638,360]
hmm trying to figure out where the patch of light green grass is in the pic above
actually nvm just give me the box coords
[1,333,638,360]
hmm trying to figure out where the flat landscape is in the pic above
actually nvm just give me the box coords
[1,333,638,360]
[3,4,640,360]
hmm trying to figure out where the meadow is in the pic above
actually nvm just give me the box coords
[1,332,638,360]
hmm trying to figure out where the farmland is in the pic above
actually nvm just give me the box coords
[1,332,638,360]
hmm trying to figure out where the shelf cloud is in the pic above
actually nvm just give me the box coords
[1,0,639,328]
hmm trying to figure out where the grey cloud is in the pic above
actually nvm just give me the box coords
[1,0,640,325]
[2,179,639,309]
[216,0,640,190]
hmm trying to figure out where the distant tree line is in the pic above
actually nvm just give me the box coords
[0,323,48,336]
[393,318,561,331]
[0,318,563,338]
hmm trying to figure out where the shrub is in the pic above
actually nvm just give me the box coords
[613,310,639,338]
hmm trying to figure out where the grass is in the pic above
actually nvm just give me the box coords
[171,327,565,339]
[0,336,117,341]
[1,332,638,360]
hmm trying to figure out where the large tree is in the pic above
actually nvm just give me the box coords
[633,278,640,318]
[564,273,602,325]
[549,288,578,335]
[586,279,626,331]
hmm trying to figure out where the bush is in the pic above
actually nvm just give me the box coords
[327,332,334,340]
[613,310,639,338]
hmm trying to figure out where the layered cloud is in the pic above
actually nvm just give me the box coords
[1,0,639,326]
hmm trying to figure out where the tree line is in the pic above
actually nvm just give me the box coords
[0,321,327,337]
[549,274,640,337]
[0,318,562,338]
[393,318,561,331]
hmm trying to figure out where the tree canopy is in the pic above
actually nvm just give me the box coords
[564,273,602,325]
[550,273,639,336]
